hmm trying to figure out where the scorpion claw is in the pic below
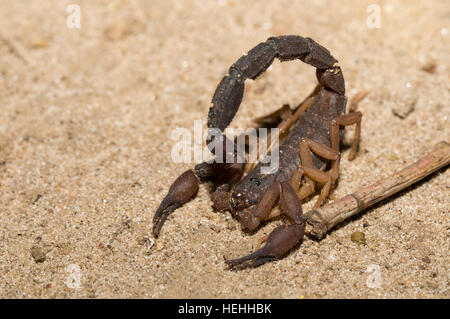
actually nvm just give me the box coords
[153,203,182,237]
[225,223,305,269]
[225,254,277,270]
[152,170,200,237]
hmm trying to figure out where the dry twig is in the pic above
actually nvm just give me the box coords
[304,141,450,239]
[0,33,31,65]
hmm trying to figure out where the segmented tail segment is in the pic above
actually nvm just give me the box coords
[207,35,344,134]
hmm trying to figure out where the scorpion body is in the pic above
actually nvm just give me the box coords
[153,35,363,269]
[231,88,347,211]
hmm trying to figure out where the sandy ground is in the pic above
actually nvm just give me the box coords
[0,0,449,298]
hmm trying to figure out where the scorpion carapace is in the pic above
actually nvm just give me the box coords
[153,35,364,269]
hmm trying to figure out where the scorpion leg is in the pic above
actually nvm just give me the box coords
[330,111,363,161]
[290,90,367,206]
[292,138,341,209]
[226,182,305,269]
[329,91,367,160]
[348,90,369,113]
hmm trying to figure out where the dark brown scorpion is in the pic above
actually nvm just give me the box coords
[153,35,365,269]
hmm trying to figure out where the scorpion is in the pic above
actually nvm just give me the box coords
[152,35,366,269]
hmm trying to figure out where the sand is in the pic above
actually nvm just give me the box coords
[0,0,448,298]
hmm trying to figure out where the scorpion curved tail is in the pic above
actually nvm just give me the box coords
[206,35,345,145]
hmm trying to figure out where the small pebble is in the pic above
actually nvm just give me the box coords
[351,231,366,245]
[209,224,222,233]
[392,97,417,119]
[421,61,437,74]
[31,246,46,263]
[388,153,399,161]
[226,218,237,231]
[156,242,164,251]
[31,39,48,49]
